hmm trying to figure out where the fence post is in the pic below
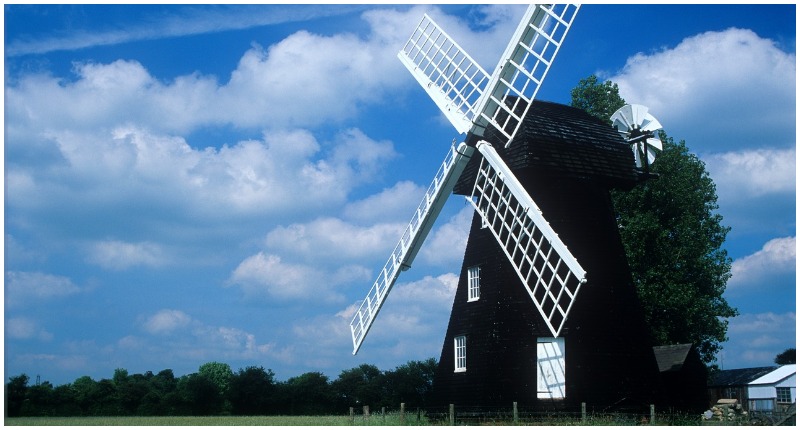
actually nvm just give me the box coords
[349,407,354,424]
[417,407,421,423]
[581,402,587,424]
[400,402,406,425]
[650,404,655,425]
[363,405,370,422]
[449,403,455,425]
[513,401,519,423]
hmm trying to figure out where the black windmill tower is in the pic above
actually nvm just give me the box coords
[347,4,668,412]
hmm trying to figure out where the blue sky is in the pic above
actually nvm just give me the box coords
[4,4,796,385]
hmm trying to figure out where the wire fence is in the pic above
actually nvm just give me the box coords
[347,402,705,426]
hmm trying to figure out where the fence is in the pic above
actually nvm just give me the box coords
[347,402,702,426]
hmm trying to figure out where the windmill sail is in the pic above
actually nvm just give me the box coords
[398,5,579,147]
[349,143,475,354]
[475,4,580,146]
[467,141,586,337]
[397,14,490,134]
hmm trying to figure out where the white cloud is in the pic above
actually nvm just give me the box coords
[142,309,192,335]
[723,312,796,367]
[5,8,418,135]
[5,317,54,341]
[265,218,403,263]
[705,147,796,202]
[610,28,795,152]
[87,240,167,270]
[138,309,285,364]
[361,273,458,341]
[7,124,397,234]
[287,272,457,371]
[226,252,345,303]
[343,181,427,224]
[6,5,364,56]
[419,205,473,268]
[5,271,81,308]
[728,236,796,293]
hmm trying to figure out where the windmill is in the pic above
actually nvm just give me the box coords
[350,2,583,355]
[349,4,669,410]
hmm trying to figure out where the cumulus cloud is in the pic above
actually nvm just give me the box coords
[5,6,424,135]
[6,125,398,249]
[87,240,167,270]
[705,147,796,202]
[226,252,359,303]
[343,181,427,224]
[288,272,458,369]
[609,28,795,152]
[419,206,473,267]
[5,271,81,308]
[138,308,284,364]
[6,317,54,341]
[265,218,403,263]
[142,309,192,334]
[724,312,796,367]
[728,236,796,293]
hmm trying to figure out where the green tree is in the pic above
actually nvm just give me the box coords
[282,371,335,415]
[571,75,737,365]
[570,75,626,124]
[332,364,385,409]
[6,374,29,417]
[775,348,796,365]
[198,362,232,399]
[383,358,437,408]
[198,361,233,413]
[180,373,224,416]
[71,375,97,415]
[228,366,276,415]
[22,380,57,416]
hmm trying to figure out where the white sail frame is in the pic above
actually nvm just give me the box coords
[467,141,586,337]
[398,14,490,134]
[475,4,580,146]
[349,143,474,354]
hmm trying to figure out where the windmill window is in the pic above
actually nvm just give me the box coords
[454,335,467,372]
[467,266,480,302]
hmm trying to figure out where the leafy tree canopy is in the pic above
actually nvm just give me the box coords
[570,75,737,365]
[775,348,796,365]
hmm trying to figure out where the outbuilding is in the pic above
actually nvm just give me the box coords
[747,364,796,412]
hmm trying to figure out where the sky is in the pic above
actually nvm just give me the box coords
[4,3,796,386]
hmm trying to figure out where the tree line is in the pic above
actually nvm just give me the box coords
[5,358,436,417]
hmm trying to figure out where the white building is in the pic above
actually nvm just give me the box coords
[747,364,796,412]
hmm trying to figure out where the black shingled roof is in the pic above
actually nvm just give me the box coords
[708,367,778,387]
[653,344,694,372]
[454,100,639,195]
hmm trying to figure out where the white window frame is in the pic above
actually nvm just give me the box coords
[454,335,467,372]
[467,266,480,302]
[776,387,792,403]
[537,337,566,399]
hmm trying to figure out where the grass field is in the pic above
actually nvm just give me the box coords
[5,413,429,426]
[4,411,705,426]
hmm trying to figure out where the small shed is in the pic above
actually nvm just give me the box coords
[652,344,707,411]
[748,364,796,412]
[707,366,776,409]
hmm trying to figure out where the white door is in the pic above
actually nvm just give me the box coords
[537,337,565,399]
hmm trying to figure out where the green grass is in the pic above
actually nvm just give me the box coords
[5,412,701,426]
[5,413,430,426]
